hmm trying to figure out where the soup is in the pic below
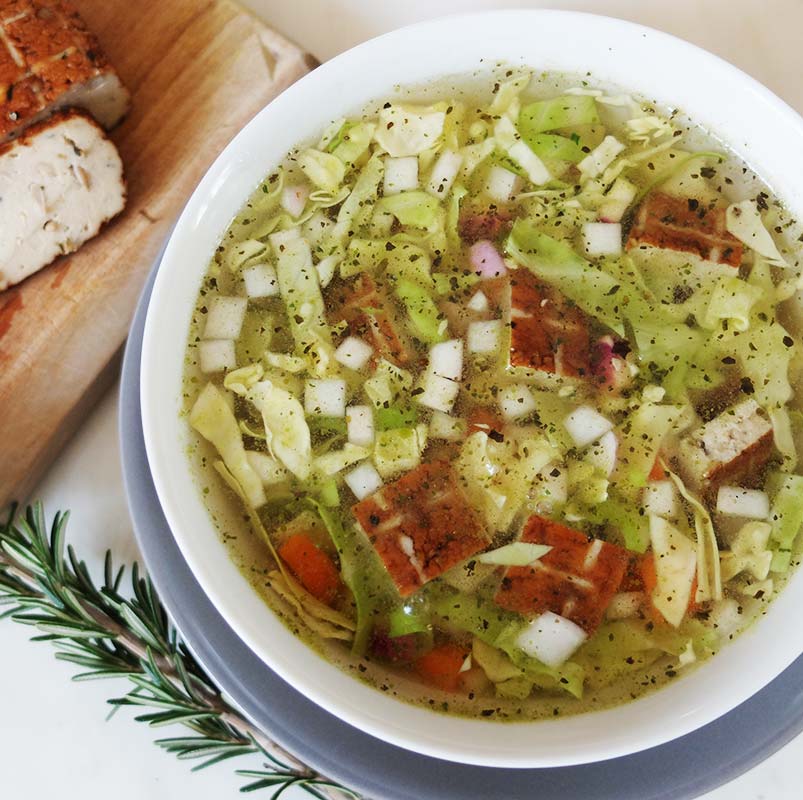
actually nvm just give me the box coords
[182,71,803,720]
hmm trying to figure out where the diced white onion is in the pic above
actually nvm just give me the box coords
[708,597,742,641]
[429,339,463,381]
[536,464,568,507]
[599,177,637,223]
[345,461,383,500]
[315,254,340,288]
[485,165,521,203]
[383,156,419,195]
[515,612,587,668]
[498,384,537,421]
[582,222,622,257]
[467,291,489,312]
[243,263,280,298]
[508,140,551,186]
[606,592,643,620]
[643,480,678,519]
[426,149,463,196]
[203,296,247,340]
[585,430,617,477]
[564,405,613,448]
[716,486,770,520]
[304,378,347,417]
[467,319,502,354]
[268,227,301,252]
[416,372,459,413]
[281,184,309,218]
[335,336,374,371]
[199,339,236,373]
[245,451,288,485]
[346,405,375,447]
[428,410,466,441]
[578,135,626,178]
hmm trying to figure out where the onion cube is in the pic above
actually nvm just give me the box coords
[564,406,613,448]
[305,378,347,417]
[582,222,622,257]
[416,372,459,413]
[467,320,502,354]
[429,410,466,441]
[199,339,236,373]
[643,480,678,519]
[485,165,521,203]
[536,464,568,507]
[467,291,489,312]
[515,612,587,668]
[243,263,279,298]
[429,339,463,381]
[346,405,375,447]
[345,461,383,500]
[383,156,418,195]
[203,296,247,340]
[716,486,770,520]
[246,451,288,485]
[585,430,618,477]
[498,384,537,421]
[281,184,309,218]
[335,336,374,371]
[426,149,463,196]
[508,140,551,186]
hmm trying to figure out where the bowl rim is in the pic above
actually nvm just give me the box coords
[141,8,803,768]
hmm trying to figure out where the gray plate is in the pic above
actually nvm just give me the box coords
[121,257,803,800]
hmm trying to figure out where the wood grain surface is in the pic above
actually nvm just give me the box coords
[0,0,315,506]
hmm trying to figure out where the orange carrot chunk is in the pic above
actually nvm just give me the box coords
[278,533,341,606]
[415,643,468,692]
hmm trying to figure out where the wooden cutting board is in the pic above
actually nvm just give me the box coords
[0,0,316,506]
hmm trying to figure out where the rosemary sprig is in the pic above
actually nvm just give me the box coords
[0,503,360,800]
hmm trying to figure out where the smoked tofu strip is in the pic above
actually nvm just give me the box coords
[0,109,125,290]
[352,461,488,596]
[0,0,130,141]
[626,192,743,268]
[678,398,774,490]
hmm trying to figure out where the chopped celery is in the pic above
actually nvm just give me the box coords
[375,405,418,430]
[519,95,599,138]
[317,479,340,508]
[307,416,348,438]
[373,427,424,478]
[427,584,518,646]
[388,604,430,637]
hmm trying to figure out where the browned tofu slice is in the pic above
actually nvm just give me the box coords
[494,515,630,634]
[626,192,743,268]
[0,1,130,141]
[678,398,774,490]
[0,109,126,290]
[509,268,593,378]
[352,461,488,596]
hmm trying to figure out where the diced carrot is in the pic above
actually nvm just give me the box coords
[648,459,667,481]
[415,643,468,692]
[278,533,341,606]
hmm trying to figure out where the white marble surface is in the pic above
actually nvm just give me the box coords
[2,1,803,797]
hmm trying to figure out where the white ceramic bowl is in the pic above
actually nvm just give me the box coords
[141,9,803,768]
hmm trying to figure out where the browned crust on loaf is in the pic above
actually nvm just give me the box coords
[0,1,123,139]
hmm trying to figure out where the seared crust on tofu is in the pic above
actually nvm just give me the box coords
[0,1,130,140]
[352,462,488,596]
[509,268,592,377]
[678,398,774,490]
[0,108,126,290]
[626,192,743,268]
[494,515,630,633]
